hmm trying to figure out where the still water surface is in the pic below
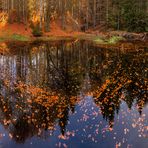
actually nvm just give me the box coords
[0,41,147,148]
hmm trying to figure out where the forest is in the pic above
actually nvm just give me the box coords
[0,1,148,148]
[0,0,148,38]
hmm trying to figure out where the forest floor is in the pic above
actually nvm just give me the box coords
[0,22,148,47]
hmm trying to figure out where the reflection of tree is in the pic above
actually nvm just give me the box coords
[9,114,36,143]
[94,78,121,127]
[59,105,69,135]
[45,41,86,135]
[94,50,147,126]
[0,41,147,143]
[45,41,83,96]
[0,84,79,143]
[0,41,86,143]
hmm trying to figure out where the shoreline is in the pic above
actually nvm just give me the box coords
[0,31,148,50]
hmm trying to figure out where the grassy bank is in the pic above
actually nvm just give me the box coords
[75,34,124,44]
[0,33,30,42]
[0,32,147,47]
[0,33,76,42]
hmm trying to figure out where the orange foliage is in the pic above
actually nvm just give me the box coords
[0,43,9,53]
[31,12,40,24]
[0,12,8,27]
[0,23,32,36]
[44,20,84,37]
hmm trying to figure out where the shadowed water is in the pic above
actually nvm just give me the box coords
[0,40,147,148]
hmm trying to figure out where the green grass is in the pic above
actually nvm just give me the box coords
[11,34,30,41]
[76,34,124,45]
[0,33,30,42]
[107,36,124,44]
[93,36,124,45]
[93,37,105,44]
[0,34,72,42]
[0,32,124,44]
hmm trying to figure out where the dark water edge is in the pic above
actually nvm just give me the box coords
[0,40,147,148]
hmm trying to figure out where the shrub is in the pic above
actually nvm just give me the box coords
[31,23,43,37]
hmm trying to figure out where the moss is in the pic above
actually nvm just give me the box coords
[107,36,124,44]
[0,34,30,42]
[75,34,124,45]
[11,34,30,41]
[93,37,105,44]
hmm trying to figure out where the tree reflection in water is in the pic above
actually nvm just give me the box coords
[0,41,147,145]
[94,50,147,127]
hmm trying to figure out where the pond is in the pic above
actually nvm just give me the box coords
[0,40,147,148]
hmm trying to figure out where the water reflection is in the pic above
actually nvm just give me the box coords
[94,50,147,128]
[0,41,147,148]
